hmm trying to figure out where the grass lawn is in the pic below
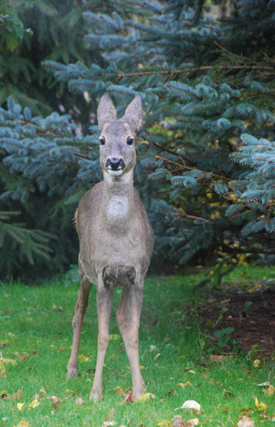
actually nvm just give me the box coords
[0,266,275,426]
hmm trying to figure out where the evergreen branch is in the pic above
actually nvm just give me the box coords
[173,209,211,223]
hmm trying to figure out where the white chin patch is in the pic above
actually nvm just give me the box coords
[107,169,124,176]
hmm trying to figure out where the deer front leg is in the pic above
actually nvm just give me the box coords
[116,277,144,401]
[90,276,113,401]
[67,275,92,378]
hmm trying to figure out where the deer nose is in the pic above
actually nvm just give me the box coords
[106,157,125,171]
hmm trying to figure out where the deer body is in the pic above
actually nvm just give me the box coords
[67,95,154,401]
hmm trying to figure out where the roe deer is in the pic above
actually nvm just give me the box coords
[66,94,155,401]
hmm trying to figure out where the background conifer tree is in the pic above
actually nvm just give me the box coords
[1,0,275,279]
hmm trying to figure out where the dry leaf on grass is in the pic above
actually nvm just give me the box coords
[138,392,156,403]
[47,395,61,409]
[175,400,201,411]
[186,418,199,426]
[114,386,125,396]
[237,416,254,427]
[28,399,40,410]
[4,389,23,401]
[172,418,185,427]
[177,381,192,389]
[267,385,275,396]
[75,397,84,405]
[39,386,46,397]
[123,389,134,403]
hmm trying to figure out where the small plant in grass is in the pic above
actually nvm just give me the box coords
[214,327,235,348]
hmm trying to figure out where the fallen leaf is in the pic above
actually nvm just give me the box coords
[138,392,156,403]
[47,395,61,409]
[8,332,15,337]
[253,359,260,368]
[102,422,117,427]
[75,397,84,405]
[21,355,27,361]
[254,396,267,411]
[17,402,24,411]
[237,415,254,427]
[172,418,184,427]
[16,422,30,427]
[34,393,39,400]
[114,386,125,396]
[258,382,270,387]
[28,399,40,410]
[39,386,46,397]
[123,389,134,404]
[109,334,120,341]
[157,421,172,427]
[188,370,196,375]
[78,354,89,362]
[177,381,192,389]
[260,410,267,420]
[1,357,17,366]
[5,390,23,401]
[58,346,66,352]
[176,400,201,411]
[0,339,9,346]
[267,385,275,396]
[186,418,199,426]
[223,388,235,399]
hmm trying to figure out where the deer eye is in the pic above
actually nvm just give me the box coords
[99,137,105,146]
[127,137,134,145]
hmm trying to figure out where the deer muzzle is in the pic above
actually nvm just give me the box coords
[106,157,125,171]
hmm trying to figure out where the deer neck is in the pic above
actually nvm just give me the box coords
[101,170,135,224]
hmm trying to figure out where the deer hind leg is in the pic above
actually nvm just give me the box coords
[90,275,113,401]
[116,276,144,401]
[67,272,92,378]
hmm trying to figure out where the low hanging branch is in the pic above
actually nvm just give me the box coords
[43,61,275,80]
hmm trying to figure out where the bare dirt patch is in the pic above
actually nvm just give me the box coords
[198,285,275,356]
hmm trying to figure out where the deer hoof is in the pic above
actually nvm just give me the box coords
[67,365,78,378]
[89,388,102,402]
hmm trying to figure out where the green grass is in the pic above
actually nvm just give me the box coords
[0,266,275,426]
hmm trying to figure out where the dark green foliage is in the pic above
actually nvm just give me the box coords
[2,0,275,278]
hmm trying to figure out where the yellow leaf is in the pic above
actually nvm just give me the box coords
[17,402,24,411]
[8,332,15,337]
[16,422,30,427]
[253,396,267,410]
[109,334,120,341]
[177,381,192,389]
[78,354,89,362]
[1,357,17,366]
[0,362,5,371]
[157,421,172,427]
[138,392,156,403]
[0,339,9,345]
[253,359,260,368]
[28,399,40,410]
[267,385,275,396]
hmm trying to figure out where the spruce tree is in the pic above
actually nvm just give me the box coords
[2,0,275,279]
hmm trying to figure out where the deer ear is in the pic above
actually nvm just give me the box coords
[97,94,117,131]
[122,95,143,133]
